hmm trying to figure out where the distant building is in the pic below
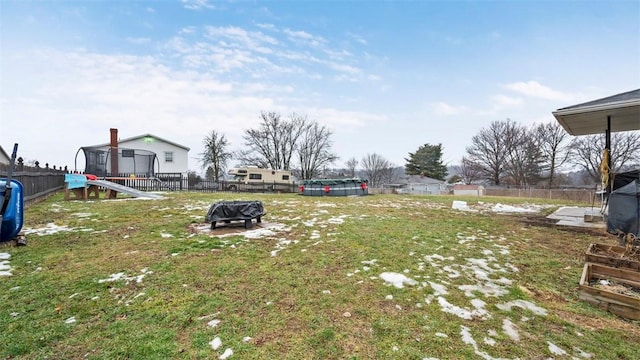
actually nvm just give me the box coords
[387,174,447,195]
[453,184,485,196]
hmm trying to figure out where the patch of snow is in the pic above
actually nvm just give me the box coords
[380,272,418,288]
[458,283,509,298]
[328,215,348,224]
[362,259,378,265]
[210,337,222,350]
[547,342,567,355]
[69,293,79,299]
[0,253,10,260]
[491,203,538,213]
[10,312,19,317]
[484,337,496,346]
[573,347,592,358]
[496,300,547,316]
[242,337,252,342]
[98,269,150,284]
[502,319,520,341]
[452,201,474,211]
[219,348,233,359]
[322,290,331,294]
[460,326,508,360]
[0,260,12,276]
[385,295,393,300]
[160,232,174,238]
[437,297,489,320]
[392,346,399,352]
[435,332,448,338]
[207,319,221,328]
[64,316,76,324]
[23,223,79,236]
[429,282,448,296]
[71,212,93,218]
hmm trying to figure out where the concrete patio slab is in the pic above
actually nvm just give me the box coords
[547,206,606,229]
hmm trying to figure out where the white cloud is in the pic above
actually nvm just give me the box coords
[490,94,523,107]
[146,7,155,13]
[347,32,367,45]
[433,102,467,116]
[182,0,215,11]
[504,81,575,102]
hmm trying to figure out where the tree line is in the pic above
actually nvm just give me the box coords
[459,119,640,187]
[200,111,640,188]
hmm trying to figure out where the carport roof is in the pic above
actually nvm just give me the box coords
[552,89,640,136]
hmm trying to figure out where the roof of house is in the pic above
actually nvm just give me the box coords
[552,89,640,136]
[453,184,484,190]
[85,133,190,151]
[398,174,445,184]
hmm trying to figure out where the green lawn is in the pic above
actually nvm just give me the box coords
[1,192,638,359]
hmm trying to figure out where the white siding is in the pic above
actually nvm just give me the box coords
[119,137,188,174]
[92,137,189,174]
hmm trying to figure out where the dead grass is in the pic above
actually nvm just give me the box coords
[0,192,638,359]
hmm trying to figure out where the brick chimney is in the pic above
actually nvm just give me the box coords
[110,128,119,175]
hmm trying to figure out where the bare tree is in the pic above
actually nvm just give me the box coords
[569,131,640,183]
[297,122,339,180]
[361,153,394,187]
[238,112,307,170]
[466,119,516,185]
[503,125,542,187]
[199,130,232,181]
[345,157,359,177]
[457,156,484,185]
[535,122,571,188]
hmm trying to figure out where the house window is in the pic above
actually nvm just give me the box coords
[282,175,290,181]
[122,149,135,158]
[97,153,105,165]
[165,152,173,163]
[249,173,262,180]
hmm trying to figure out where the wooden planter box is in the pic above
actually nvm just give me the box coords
[585,243,640,271]
[579,262,640,320]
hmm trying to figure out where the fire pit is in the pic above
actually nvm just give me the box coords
[205,200,265,229]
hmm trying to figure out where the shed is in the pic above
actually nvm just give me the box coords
[453,184,485,196]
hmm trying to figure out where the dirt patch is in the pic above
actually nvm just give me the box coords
[187,221,279,236]
[554,309,640,337]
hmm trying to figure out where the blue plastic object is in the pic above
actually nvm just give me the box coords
[0,179,24,242]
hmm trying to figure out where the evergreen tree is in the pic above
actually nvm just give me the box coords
[404,143,447,180]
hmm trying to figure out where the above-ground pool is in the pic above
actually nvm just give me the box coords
[299,178,368,196]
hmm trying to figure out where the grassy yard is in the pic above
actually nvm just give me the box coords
[1,192,638,359]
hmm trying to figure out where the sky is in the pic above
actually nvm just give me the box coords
[1,0,639,173]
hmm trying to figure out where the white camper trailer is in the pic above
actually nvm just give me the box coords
[226,167,293,191]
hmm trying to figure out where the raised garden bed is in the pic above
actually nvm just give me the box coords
[579,262,640,320]
[585,243,640,271]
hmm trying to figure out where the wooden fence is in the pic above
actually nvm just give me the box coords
[0,163,66,206]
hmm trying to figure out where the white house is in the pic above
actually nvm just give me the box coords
[0,146,10,165]
[392,174,447,195]
[81,129,190,176]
